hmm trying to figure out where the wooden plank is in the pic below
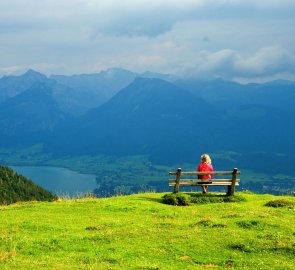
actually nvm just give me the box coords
[168,179,240,182]
[168,180,240,186]
[210,182,239,186]
[169,171,241,175]
[168,182,240,186]
[170,184,240,186]
[168,181,240,184]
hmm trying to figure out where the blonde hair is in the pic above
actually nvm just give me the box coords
[201,154,211,164]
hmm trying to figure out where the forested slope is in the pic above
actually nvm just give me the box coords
[0,165,56,205]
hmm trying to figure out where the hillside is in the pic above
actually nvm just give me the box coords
[0,165,56,205]
[0,192,294,269]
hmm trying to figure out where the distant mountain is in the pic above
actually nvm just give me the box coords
[0,68,179,116]
[176,78,295,155]
[0,69,86,115]
[45,76,295,172]
[0,69,47,103]
[50,68,179,114]
[50,68,138,112]
[0,165,56,205]
[47,77,221,163]
[1,68,295,175]
[176,78,295,112]
[0,82,69,146]
[141,71,178,82]
[0,68,134,116]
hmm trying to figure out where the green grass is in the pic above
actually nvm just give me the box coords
[0,192,295,269]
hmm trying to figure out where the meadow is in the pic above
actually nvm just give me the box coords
[0,192,294,270]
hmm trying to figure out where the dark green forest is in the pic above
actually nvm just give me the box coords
[0,165,56,205]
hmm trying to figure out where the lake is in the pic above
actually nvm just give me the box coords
[11,165,97,197]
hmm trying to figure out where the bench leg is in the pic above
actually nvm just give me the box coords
[227,168,238,196]
[174,168,181,193]
[226,185,232,196]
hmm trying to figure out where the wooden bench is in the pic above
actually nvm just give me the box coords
[168,168,240,196]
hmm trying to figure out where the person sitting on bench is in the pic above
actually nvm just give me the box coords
[197,154,214,194]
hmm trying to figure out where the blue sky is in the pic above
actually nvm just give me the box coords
[0,0,295,82]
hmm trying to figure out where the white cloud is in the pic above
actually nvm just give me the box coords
[0,0,295,81]
[182,47,295,81]
[235,47,295,76]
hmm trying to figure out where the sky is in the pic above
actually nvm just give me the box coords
[0,0,295,82]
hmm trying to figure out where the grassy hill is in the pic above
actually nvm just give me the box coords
[0,192,294,269]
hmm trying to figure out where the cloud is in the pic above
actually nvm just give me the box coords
[183,47,295,81]
[0,0,295,81]
[88,0,295,37]
[235,47,295,76]
[2,0,294,38]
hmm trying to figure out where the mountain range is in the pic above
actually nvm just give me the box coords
[46,77,218,163]
[0,68,295,175]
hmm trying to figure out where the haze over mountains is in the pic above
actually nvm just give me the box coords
[0,68,295,175]
[47,77,217,163]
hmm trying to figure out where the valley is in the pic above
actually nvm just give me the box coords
[0,69,294,196]
[0,145,294,197]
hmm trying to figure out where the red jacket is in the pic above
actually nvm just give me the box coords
[197,163,214,179]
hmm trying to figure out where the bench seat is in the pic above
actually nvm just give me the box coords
[168,179,240,186]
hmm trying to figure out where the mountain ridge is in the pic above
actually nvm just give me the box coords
[0,82,69,146]
[46,77,226,163]
[0,68,295,175]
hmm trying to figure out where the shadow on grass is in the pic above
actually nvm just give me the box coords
[137,196,164,204]
[162,192,246,206]
[188,192,246,204]
[187,192,229,198]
